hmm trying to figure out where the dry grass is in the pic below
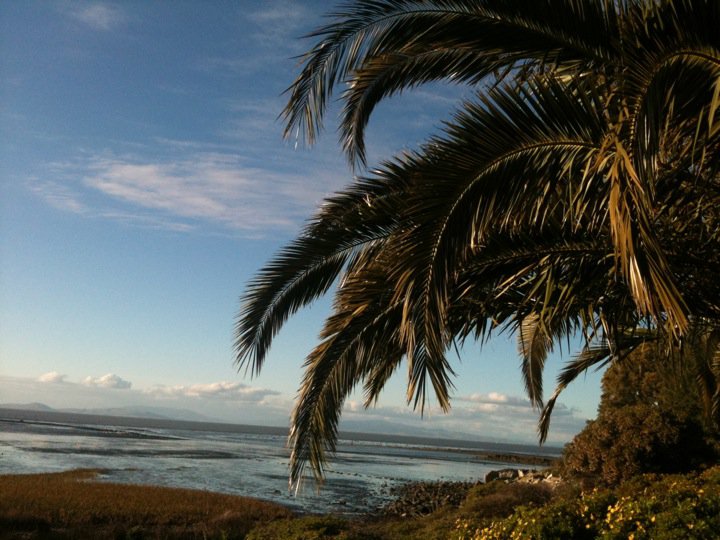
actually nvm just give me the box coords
[0,469,293,539]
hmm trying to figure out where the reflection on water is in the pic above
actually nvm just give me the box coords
[0,415,555,514]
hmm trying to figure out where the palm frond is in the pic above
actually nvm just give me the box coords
[538,340,611,442]
[518,312,553,409]
[283,0,618,165]
[380,75,606,409]
[288,254,405,489]
[236,0,720,487]
[234,174,406,374]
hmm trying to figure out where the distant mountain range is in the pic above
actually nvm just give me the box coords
[1,402,55,412]
[0,402,552,449]
[0,402,215,423]
[1,403,446,439]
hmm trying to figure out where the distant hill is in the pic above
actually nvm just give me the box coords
[0,403,215,423]
[0,402,54,412]
[63,406,215,423]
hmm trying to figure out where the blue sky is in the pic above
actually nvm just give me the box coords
[0,1,605,444]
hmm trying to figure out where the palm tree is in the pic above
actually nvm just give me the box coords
[235,0,720,488]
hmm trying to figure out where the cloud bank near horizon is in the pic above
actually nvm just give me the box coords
[82,373,132,389]
[2,374,589,444]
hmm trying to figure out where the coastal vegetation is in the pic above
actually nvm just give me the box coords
[1,380,718,537]
[234,0,720,490]
[561,340,720,485]
[3,466,720,539]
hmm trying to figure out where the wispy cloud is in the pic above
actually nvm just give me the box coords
[68,3,126,31]
[29,179,87,214]
[31,148,340,236]
[82,155,319,230]
[198,2,312,76]
[246,1,312,54]
[83,373,132,389]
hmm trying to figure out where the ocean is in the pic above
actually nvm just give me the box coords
[0,408,561,514]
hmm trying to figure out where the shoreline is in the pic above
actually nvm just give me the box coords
[2,415,556,470]
[0,408,562,466]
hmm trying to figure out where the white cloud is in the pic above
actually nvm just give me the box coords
[0,375,291,426]
[1,374,587,443]
[83,156,303,230]
[487,391,508,403]
[83,373,132,389]
[149,381,279,402]
[458,392,531,407]
[38,371,67,384]
[70,3,125,31]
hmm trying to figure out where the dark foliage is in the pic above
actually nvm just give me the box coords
[562,344,720,485]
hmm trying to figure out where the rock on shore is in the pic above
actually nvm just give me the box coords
[381,469,562,517]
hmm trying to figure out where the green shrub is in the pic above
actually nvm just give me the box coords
[459,481,552,519]
[453,466,720,540]
[245,515,379,540]
[561,404,714,485]
[559,340,719,486]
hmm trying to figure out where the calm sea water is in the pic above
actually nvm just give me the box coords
[0,409,560,514]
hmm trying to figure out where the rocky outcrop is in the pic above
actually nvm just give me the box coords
[484,468,532,483]
[380,480,480,517]
[380,470,563,518]
[484,468,563,490]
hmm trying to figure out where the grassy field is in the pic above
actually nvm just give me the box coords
[0,469,293,539]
